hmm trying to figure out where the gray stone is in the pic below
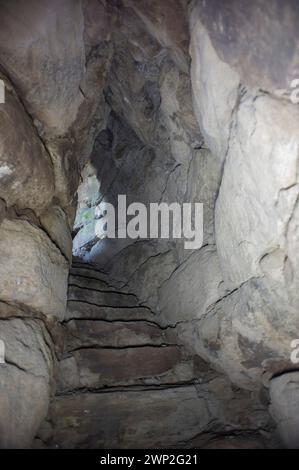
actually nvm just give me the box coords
[65,319,176,350]
[0,79,54,214]
[125,0,190,73]
[40,206,73,263]
[0,317,52,448]
[159,246,224,324]
[0,0,85,137]
[197,0,299,93]
[57,345,195,392]
[270,372,299,448]
[0,219,68,319]
[190,11,240,162]
[270,371,299,449]
[42,386,211,448]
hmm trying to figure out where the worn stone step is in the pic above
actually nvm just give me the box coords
[68,273,115,292]
[68,284,139,308]
[66,300,155,322]
[57,345,196,392]
[64,319,177,350]
[72,260,106,271]
[69,266,111,285]
[40,386,210,448]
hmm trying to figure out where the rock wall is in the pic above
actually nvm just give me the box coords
[0,0,111,448]
[187,1,299,397]
[72,0,299,447]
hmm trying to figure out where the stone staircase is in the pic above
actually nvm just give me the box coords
[59,263,198,393]
[34,262,273,449]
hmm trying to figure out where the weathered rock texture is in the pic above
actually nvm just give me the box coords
[0,0,111,448]
[0,0,298,449]
[35,263,272,449]
[270,372,299,449]
[70,0,299,448]
[0,314,53,448]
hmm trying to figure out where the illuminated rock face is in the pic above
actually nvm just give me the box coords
[0,0,298,449]
[188,3,299,395]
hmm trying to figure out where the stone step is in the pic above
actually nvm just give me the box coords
[52,263,208,448]
[68,284,139,308]
[68,273,115,292]
[72,260,106,272]
[39,385,210,448]
[69,266,111,286]
[66,300,155,322]
[57,345,196,392]
[64,319,177,350]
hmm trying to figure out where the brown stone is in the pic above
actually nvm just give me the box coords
[0,78,54,214]
[42,386,211,448]
[197,0,299,92]
[65,319,173,350]
[0,0,85,137]
[125,0,190,73]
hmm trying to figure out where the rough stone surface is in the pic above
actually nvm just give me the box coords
[0,0,111,449]
[197,0,299,94]
[58,268,197,393]
[65,319,176,350]
[40,206,73,262]
[215,94,299,294]
[35,264,274,449]
[39,379,272,449]
[58,345,193,392]
[41,387,212,449]
[0,0,85,137]
[159,246,224,324]
[0,219,68,319]
[0,0,298,449]
[72,8,211,319]
[0,78,54,214]
[190,13,240,162]
[65,1,299,446]
[0,317,53,449]
[270,372,299,448]
[184,1,299,396]
[125,0,190,73]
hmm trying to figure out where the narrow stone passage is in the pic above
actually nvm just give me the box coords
[39,261,204,448]
[35,262,275,449]
[0,0,299,450]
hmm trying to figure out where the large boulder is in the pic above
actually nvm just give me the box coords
[270,372,299,448]
[0,78,54,214]
[125,0,190,73]
[0,219,68,319]
[189,4,299,391]
[196,0,299,94]
[0,0,85,137]
[190,12,240,162]
[215,93,299,296]
[0,317,53,448]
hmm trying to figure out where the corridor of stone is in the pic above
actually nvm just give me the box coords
[0,0,299,450]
